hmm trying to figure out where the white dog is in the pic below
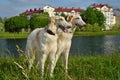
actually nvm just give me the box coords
[55,13,86,73]
[25,16,72,77]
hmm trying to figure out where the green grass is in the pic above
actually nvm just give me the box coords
[0,32,29,39]
[0,54,120,80]
[0,31,120,38]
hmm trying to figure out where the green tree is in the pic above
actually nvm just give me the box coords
[94,9,105,26]
[4,15,29,32]
[81,7,105,26]
[30,13,49,30]
[61,12,67,19]
[0,17,3,23]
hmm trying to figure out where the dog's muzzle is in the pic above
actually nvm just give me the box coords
[59,25,67,32]
[75,23,86,30]
[66,26,72,29]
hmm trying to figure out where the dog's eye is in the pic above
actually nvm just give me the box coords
[59,18,63,21]
[75,17,79,19]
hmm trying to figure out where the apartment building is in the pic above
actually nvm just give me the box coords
[91,3,116,30]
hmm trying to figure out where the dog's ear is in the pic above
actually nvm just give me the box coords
[49,17,55,24]
[67,14,73,22]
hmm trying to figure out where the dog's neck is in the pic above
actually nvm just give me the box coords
[45,23,56,36]
[46,29,55,36]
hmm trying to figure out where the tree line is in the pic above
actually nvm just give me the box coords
[3,7,106,32]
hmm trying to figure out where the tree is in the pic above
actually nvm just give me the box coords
[4,15,29,32]
[94,9,105,26]
[0,17,3,23]
[61,12,67,19]
[81,7,105,26]
[30,13,49,30]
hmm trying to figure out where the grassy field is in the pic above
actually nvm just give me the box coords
[0,53,120,80]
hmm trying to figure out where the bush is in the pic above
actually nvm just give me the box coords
[82,23,103,32]
[30,13,49,30]
[0,22,4,32]
[111,24,120,31]
[4,15,29,32]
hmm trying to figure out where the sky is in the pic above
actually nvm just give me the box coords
[0,0,120,18]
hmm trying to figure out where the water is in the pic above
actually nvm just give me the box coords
[0,35,120,56]
[70,35,120,55]
[0,38,26,56]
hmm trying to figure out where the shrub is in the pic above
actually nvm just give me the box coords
[30,13,49,30]
[111,24,120,31]
[82,23,102,32]
[4,15,29,32]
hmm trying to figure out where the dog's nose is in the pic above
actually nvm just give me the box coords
[66,26,71,29]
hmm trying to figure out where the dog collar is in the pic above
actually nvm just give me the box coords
[46,29,55,36]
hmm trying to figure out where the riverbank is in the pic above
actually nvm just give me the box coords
[0,54,120,80]
[0,32,29,39]
[0,31,120,38]
[74,31,120,36]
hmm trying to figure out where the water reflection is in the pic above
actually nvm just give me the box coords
[70,35,120,55]
[103,35,120,54]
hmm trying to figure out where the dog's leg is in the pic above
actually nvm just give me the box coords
[62,51,69,73]
[62,42,71,73]
[29,50,35,70]
[26,46,35,70]
[55,44,63,64]
[39,52,48,77]
[49,47,57,77]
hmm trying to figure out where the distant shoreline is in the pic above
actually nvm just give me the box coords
[0,31,120,39]
[74,31,120,36]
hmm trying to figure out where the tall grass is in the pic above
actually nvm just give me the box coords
[0,53,120,80]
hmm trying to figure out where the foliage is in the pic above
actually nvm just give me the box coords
[0,23,4,32]
[0,54,120,80]
[30,13,49,30]
[82,23,103,32]
[0,17,3,23]
[61,12,67,19]
[4,15,29,32]
[81,7,105,26]
[94,9,105,26]
[111,24,120,31]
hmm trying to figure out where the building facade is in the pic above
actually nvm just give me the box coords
[91,3,116,30]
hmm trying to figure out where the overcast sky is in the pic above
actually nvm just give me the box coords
[0,0,120,18]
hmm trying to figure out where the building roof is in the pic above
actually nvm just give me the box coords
[21,8,43,15]
[21,6,83,15]
[92,3,111,9]
[54,7,83,12]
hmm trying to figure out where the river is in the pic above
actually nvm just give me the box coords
[0,35,120,56]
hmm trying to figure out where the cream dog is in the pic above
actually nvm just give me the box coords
[55,14,86,73]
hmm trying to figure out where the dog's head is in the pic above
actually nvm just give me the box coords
[54,16,72,32]
[67,14,86,30]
